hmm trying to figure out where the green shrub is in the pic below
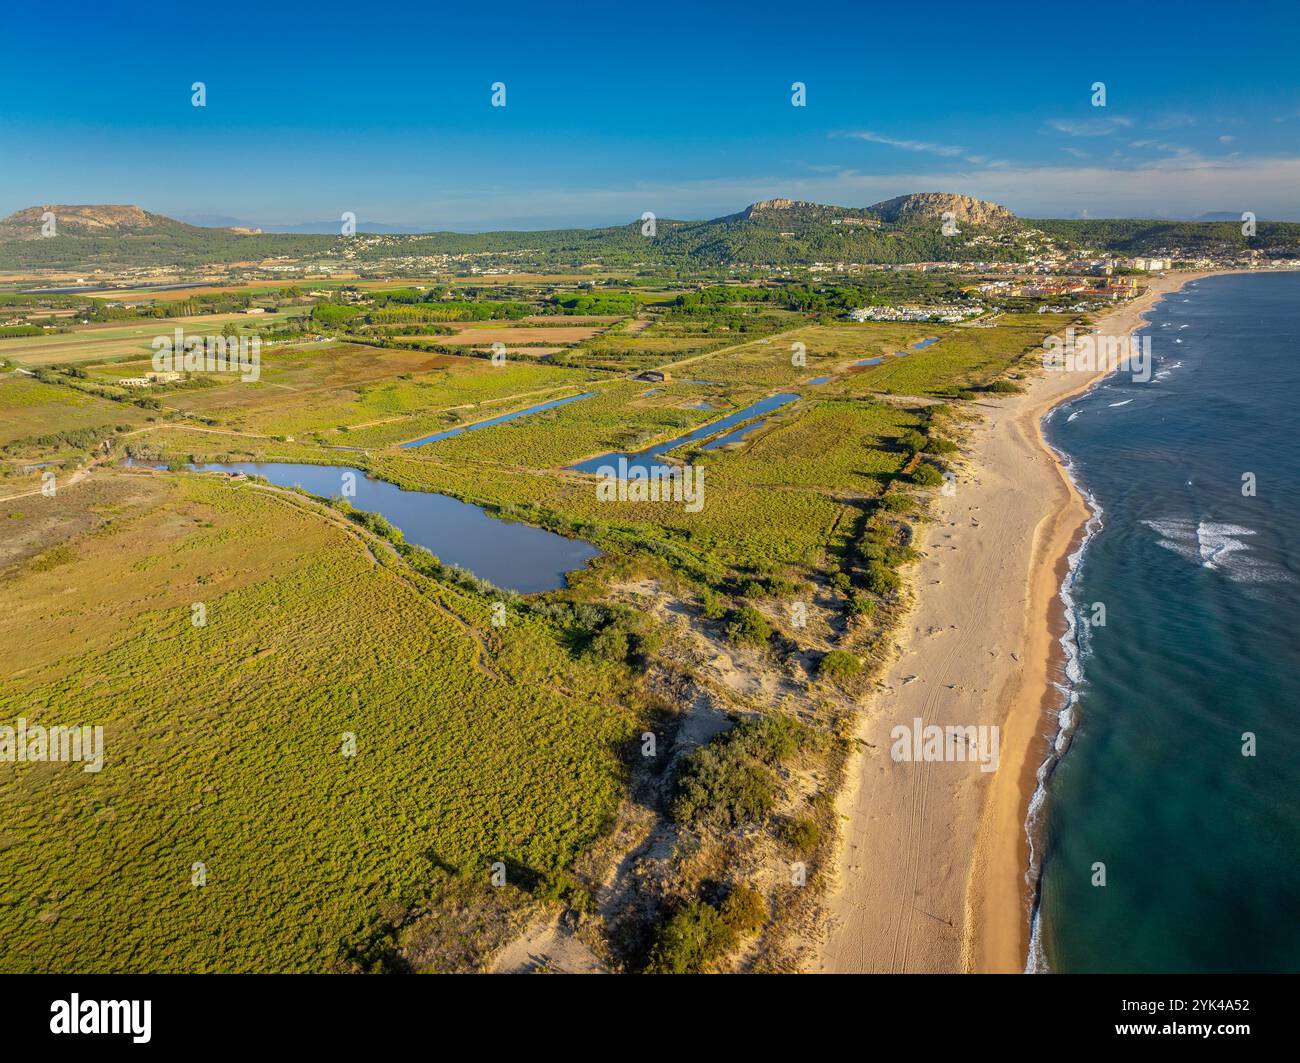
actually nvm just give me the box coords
[864,560,901,597]
[923,435,959,455]
[32,544,76,571]
[725,606,771,646]
[700,590,728,621]
[899,428,929,454]
[985,379,1020,393]
[766,577,798,599]
[844,596,875,618]
[629,627,663,660]
[533,871,593,913]
[669,716,803,831]
[644,884,768,973]
[744,714,802,763]
[911,463,945,487]
[587,626,630,663]
[818,649,861,679]
[829,572,852,594]
[778,815,821,854]
[719,884,768,936]
[671,747,775,831]
[645,901,735,974]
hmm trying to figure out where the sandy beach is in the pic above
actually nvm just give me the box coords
[818,271,1213,974]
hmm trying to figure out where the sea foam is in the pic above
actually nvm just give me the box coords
[1024,448,1103,973]
[1143,518,1287,584]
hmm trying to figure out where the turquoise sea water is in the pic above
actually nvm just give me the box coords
[1034,272,1300,972]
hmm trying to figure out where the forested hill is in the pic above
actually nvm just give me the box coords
[1028,218,1300,258]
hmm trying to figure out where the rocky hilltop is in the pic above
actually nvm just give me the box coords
[867,192,1018,227]
[741,198,827,217]
[734,193,1019,230]
[0,204,231,240]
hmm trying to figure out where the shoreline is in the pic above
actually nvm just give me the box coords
[819,270,1218,974]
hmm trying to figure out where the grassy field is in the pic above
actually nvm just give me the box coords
[369,394,914,572]
[0,471,632,972]
[432,324,607,345]
[0,374,149,448]
[406,381,722,467]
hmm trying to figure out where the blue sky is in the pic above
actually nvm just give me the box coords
[3,0,1298,228]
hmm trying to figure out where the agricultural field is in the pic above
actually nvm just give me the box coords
[0,310,301,367]
[655,317,1056,397]
[552,330,742,372]
[854,314,1055,395]
[79,279,343,302]
[58,342,603,446]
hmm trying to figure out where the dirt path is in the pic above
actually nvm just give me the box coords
[489,913,604,973]
[653,327,806,374]
[239,478,507,682]
[0,456,101,502]
[124,423,273,439]
[101,463,509,684]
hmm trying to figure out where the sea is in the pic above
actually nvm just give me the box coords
[1030,271,1300,972]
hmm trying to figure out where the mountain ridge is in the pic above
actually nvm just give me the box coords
[1,193,1016,240]
[2,196,1296,270]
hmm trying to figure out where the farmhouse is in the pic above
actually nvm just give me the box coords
[634,370,671,383]
[115,371,182,388]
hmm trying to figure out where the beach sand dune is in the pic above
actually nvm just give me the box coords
[818,273,1212,973]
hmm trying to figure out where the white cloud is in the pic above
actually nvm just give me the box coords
[841,130,966,157]
[838,129,1003,168]
[1147,113,1198,131]
[1128,139,1200,159]
[1048,116,1134,136]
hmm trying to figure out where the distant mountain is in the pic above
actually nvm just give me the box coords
[173,212,262,231]
[0,204,213,241]
[178,214,425,234]
[263,220,424,235]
